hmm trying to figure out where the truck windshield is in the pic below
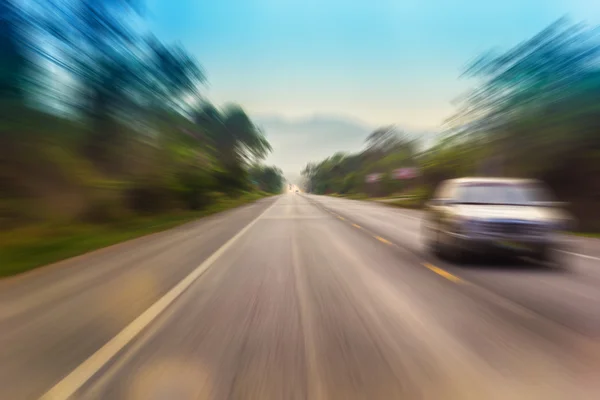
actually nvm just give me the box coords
[456,183,550,205]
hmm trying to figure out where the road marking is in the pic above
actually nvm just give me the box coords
[352,223,361,229]
[560,250,600,262]
[376,236,392,245]
[337,215,345,221]
[39,198,280,400]
[423,263,462,283]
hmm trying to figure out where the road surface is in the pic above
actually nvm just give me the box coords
[1,193,600,399]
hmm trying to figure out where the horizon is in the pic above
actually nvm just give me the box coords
[147,0,600,180]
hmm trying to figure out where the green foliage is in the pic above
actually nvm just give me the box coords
[0,0,276,236]
[194,103,272,172]
[176,169,215,210]
[248,165,285,194]
[302,128,417,196]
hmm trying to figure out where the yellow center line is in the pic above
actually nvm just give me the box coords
[352,223,361,229]
[337,216,345,221]
[423,263,462,283]
[375,236,392,245]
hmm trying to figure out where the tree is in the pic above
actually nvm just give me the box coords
[32,0,206,169]
[364,125,401,154]
[248,165,284,193]
[0,0,28,103]
[0,0,276,225]
[194,103,271,172]
[448,17,600,176]
[444,17,600,229]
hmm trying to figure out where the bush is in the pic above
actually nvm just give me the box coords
[127,180,175,214]
[213,168,249,197]
[177,170,215,210]
[82,188,129,223]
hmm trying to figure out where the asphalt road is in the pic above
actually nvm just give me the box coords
[1,193,600,399]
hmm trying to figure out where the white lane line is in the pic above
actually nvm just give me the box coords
[559,250,600,262]
[39,198,280,400]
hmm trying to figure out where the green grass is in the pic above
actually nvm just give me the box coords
[570,232,600,239]
[0,192,271,278]
[328,192,424,208]
[370,195,417,201]
[328,193,369,200]
[385,198,424,209]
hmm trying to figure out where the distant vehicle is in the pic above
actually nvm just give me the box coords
[422,177,574,266]
[295,189,299,193]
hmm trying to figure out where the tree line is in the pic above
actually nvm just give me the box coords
[302,18,600,231]
[0,0,284,227]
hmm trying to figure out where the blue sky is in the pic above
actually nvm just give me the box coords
[147,0,599,130]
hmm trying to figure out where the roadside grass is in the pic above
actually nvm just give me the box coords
[384,198,424,209]
[328,193,369,200]
[0,191,271,278]
[570,232,600,239]
[328,192,424,209]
